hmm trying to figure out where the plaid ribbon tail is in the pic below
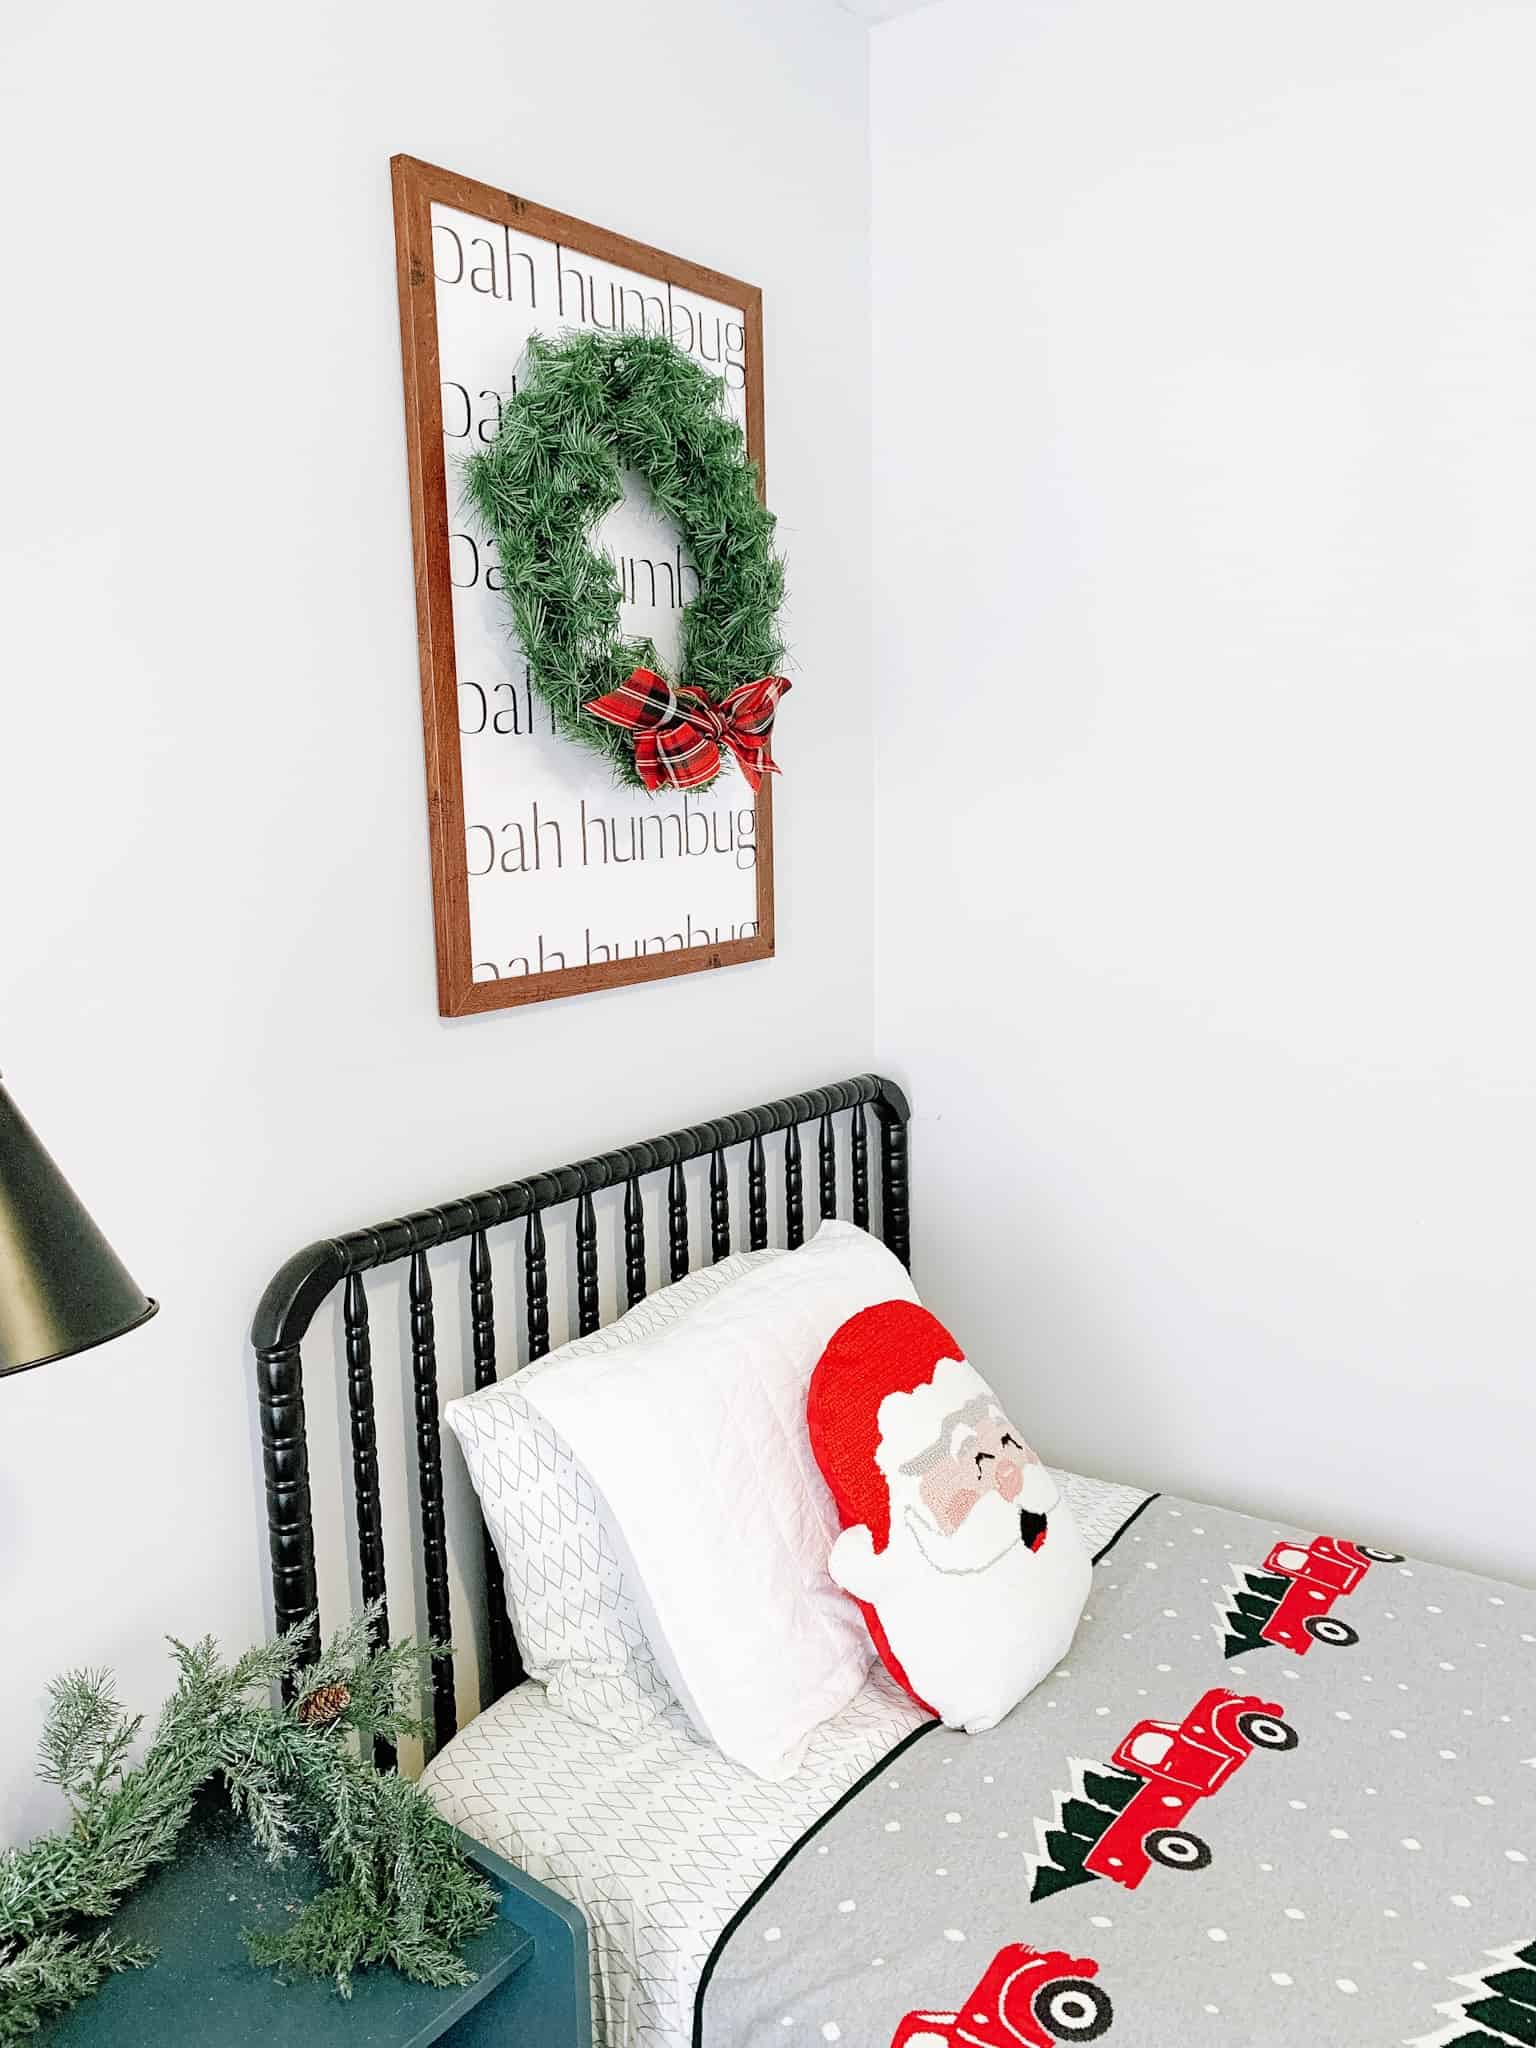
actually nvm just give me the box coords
[631,727,721,793]
[630,733,665,792]
[718,676,791,793]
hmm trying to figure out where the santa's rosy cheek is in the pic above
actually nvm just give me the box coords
[939,1484,982,1530]
[994,1458,1023,1501]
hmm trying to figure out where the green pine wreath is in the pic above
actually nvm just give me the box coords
[462,328,786,793]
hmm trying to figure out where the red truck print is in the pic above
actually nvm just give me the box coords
[1031,1686,1298,1899]
[890,1942,1113,2046]
[1221,1535,1403,1659]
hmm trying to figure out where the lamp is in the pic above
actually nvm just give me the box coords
[0,1074,157,1377]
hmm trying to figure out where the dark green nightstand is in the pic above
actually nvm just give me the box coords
[42,1791,590,2046]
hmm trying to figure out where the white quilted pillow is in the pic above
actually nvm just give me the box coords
[521,1221,921,1780]
[444,1249,783,1735]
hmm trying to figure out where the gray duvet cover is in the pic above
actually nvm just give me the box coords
[696,1494,1535,2047]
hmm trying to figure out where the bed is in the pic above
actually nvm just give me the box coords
[252,1075,1536,2048]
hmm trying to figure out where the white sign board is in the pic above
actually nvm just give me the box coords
[392,157,775,1013]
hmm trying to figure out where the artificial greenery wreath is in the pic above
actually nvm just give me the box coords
[463,328,788,794]
[0,1608,492,2041]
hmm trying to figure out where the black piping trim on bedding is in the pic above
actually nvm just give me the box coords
[691,1716,940,2047]
[1092,1490,1159,1564]
[691,1492,1160,2042]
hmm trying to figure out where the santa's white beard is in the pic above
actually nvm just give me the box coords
[904,1465,1059,1576]
[904,1486,1034,1575]
[875,1496,1092,1733]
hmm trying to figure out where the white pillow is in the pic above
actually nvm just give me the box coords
[519,1220,921,1780]
[444,1248,783,1735]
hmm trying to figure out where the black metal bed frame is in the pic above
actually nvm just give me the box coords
[251,1073,911,1760]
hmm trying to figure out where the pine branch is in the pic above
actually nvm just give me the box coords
[34,1671,141,1821]
[0,1928,152,2044]
[0,1612,493,2037]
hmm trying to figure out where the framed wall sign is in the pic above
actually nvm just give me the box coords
[390,154,775,1015]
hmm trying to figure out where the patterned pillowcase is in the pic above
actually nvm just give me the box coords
[445,1250,783,1735]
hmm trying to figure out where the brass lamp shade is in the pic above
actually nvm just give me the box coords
[0,1076,157,1377]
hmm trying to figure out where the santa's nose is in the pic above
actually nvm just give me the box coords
[994,1458,1023,1501]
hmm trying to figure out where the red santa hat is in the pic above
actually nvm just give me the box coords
[807,1299,966,1554]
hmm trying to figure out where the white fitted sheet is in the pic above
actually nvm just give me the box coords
[421,1471,1146,2048]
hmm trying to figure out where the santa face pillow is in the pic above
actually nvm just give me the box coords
[807,1300,1091,1733]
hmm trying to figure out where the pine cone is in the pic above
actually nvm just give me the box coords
[297,1681,352,1727]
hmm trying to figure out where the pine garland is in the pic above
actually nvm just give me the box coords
[0,1608,493,2041]
[463,328,786,791]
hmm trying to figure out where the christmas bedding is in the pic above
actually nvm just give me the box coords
[420,1471,1144,2048]
[694,1493,1536,2048]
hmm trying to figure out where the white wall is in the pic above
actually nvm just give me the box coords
[7,0,1533,1854]
[872,0,1536,1580]
[0,0,874,1840]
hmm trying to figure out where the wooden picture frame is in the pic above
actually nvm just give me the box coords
[390,155,775,1015]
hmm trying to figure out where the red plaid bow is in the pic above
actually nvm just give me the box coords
[584,668,791,794]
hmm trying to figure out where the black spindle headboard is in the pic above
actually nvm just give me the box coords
[250,1074,911,1759]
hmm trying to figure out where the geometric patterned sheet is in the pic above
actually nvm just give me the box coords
[420,1471,1147,2048]
[444,1249,784,1738]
